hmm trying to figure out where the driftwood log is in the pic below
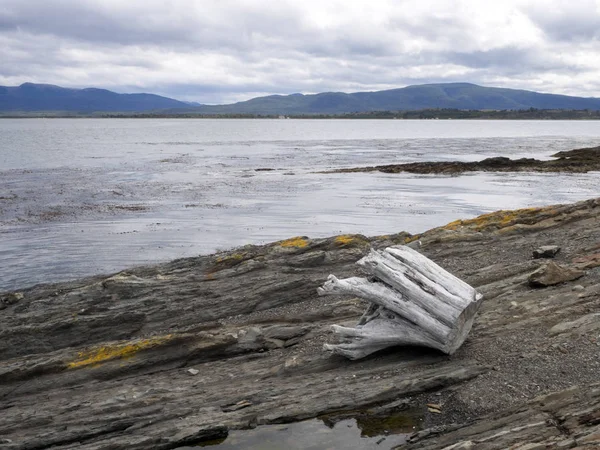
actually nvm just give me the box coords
[318,245,483,359]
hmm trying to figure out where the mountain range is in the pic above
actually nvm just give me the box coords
[0,83,188,112]
[2,82,600,115]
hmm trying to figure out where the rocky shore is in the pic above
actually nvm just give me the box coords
[1,198,600,449]
[325,145,600,175]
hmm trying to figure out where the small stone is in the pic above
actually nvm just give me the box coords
[237,327,264,348]
[221,399,252,412]
[533,245,561,259]
[572,285,585,291]
[265,338,285,349]
[187,368,199,375]
[1,292,24,307]
[406,239,422,249]
[427,407,442,414]
[528,262,584,288]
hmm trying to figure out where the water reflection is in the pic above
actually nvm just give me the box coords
[185,410,422,450]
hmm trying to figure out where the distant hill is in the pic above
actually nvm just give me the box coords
[0,83,189,112]
[172,83,600,115]
[2,82,600,115]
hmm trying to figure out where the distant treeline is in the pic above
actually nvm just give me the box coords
[3,108,600,119]
[334,108,600,120]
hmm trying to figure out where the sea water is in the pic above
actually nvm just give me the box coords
[1,118,599,290]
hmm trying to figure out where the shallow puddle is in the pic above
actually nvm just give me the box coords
[181,411,422,450]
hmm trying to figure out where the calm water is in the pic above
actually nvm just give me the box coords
[1,119,599,290]
[179,413,420,450]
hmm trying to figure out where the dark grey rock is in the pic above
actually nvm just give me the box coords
[533,245,561,259]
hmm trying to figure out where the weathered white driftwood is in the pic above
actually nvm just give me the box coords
[318,245,483,359]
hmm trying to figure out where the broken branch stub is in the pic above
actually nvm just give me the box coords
[318,246,483,360]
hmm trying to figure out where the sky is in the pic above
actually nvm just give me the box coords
[1,0,600,104]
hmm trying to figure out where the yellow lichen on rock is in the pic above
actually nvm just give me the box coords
[207,252,251,274]
[334,234,368,246]
[216,253,246,264]
[335,235,355,245]
[443,219,463,230]
[279,236,309,248]
[67,335,173,369]
[334,234,369,247]
[442,206,557,232]
[404,234,421,244]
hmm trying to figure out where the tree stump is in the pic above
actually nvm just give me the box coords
[318,245,483,360]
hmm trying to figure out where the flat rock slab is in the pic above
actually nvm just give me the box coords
[1,198,599,449]
[403,383,600,449]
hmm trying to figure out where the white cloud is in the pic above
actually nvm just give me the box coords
[1,0,599,103]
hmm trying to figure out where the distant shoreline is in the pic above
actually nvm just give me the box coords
[323,146,600,175]
[3,108,600,120]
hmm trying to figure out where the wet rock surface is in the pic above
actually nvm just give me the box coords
[1,198,600,449]
[326,145,600,175]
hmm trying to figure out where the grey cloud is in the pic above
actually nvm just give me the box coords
[0,0,312,53]
[444,47,576,74]
[0,2,245,50]
[2,0,600,103]
[524,3,600,42]
[387,13,472,48]
[0,30,161,78]
[0,0,402,60]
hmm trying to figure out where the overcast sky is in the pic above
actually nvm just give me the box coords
[1,0,600,104]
